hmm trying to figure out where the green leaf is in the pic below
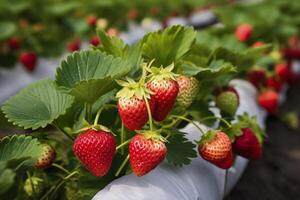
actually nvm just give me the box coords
[2,79,74,130]
[55,50,131,103]
[0,22,16,40]
[0,135,42,167]
[0,162,15,195]
[182,59,236,79]
[47,2,80,16]
[142,25,197,66]
[97,28,126,57]
[166,131,197,167]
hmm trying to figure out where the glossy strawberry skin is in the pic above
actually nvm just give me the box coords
[247,68,267,88]
[214,151,233,169]
[90,36,100,46]
[233,128,262,160]
[118,96,155,131]
[258,90,279,114]
[235,23,253,42]
[73,129,116,177]
[198,131,232,164]
[147,79,179,121]
[129,134,167,176]
[35,144,56,169]
[20,52,37,72]
[275,63,290,82]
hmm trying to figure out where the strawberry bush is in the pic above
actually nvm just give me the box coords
[0,24,268,199]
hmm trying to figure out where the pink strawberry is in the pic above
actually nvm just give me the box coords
[35,143,56,169]
[20,52,37,72]
[235,23,253,42]
[198,130,233,169]
[258,90,279,114]
[129,133,167,176]
[146,66,179,121]
[233,128,262,160]
[73,129,116,176]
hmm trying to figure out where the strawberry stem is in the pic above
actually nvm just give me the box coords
[52,121,74,141]
[86,103,93,123]
[52,163,70,174]
[115,155,129,177]
[200,116,232,128]
[143,94,154,131]
[170,115,205,134]
[26,171,37,200]
[116,139,130,151]
[94,104,117,126]
[223,169,228,198]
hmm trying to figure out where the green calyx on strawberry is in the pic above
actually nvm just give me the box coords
[73,128,116,177]
[176,75,200,108]
[146,63,179,122]
[35,143,56,169]
[129,131,167,176]
[198,130,233,169]
[117,77,155,131]
[215,87,239,116]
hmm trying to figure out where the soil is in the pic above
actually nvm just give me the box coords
[226,81,300,200]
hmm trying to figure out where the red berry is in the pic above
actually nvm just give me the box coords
[90,36,101,46]
[20,52,37,72]
[118,96,155,131]
[258,90,279,114]
[247,68,267,88]
[235,23,253,42]
[198,131,233,169]
[266,76,282,91]
[251,41,264,48]
[7,37,21,50]
[275,63,290,82]
[147,79,179,121]
[282,48,300,60]
[67,40,80,52]
[233,128,262,160]
[214,151,233,169]
[128,8,139,20]
[73,129,116,176]
[86,15,97,26]
[129,134,167,176]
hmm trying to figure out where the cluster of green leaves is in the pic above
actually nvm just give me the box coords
[0,25,267,199]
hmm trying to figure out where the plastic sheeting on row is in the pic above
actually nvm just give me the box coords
[92,79,267,200]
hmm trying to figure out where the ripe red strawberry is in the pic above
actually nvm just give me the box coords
[251,41,264,48]
[118,96,155,131]
[258,89,279,114]
[247,68,267,88]
[146,66,179,121]
[117,78,155,131]
[176,75,199,108]
[235,23,253,42]
[73,129,116,177]
[20,52,37,72]
[275,63,290,82]
[233,128,262,160]
[35,143,56,169]
[7,37,21,50]
[67,40,80,52]
[266,76,282,91]
[90,35,101,46]
[215,87,239,116]
[86,15,97,26]
[198,131,232,168]
[129,133,167,176]
[214,151,233,169]
[282,48,300,60]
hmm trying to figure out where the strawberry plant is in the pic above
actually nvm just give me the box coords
[0,25,266,199]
